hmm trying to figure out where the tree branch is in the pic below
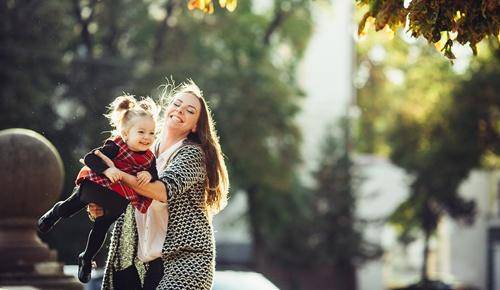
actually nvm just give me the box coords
[152,0,180,64]
[102,0,121,57]
[262,7,290,47]
[73,0,98,58]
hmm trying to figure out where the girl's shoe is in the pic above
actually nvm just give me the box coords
[77,253,92,283]
[37,203,62,233]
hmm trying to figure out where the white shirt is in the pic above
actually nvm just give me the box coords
[136,138,185,262]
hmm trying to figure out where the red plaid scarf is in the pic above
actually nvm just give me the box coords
[76,136,154,213]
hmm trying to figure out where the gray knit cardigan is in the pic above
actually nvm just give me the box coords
[101,143,215,290]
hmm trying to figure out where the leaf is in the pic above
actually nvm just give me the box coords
[187,0,213,14]
[358,12,372,36]
[219,0,237,12]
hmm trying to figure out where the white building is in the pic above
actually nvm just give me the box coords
[295,0,355,185]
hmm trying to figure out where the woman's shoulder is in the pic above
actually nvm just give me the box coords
[180,140,204,153]
[165,141,206,176]
[172,140,205,161]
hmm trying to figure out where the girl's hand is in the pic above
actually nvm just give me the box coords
[87,203,104,220]
[136,171,152,187]
[103,167,122,183]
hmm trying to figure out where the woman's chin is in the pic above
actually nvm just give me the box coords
[166,123,190,135]
[166,121,182,129]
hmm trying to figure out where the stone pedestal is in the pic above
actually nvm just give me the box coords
[0,128,82,290]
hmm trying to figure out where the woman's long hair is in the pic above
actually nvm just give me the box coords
[160,79,229,214]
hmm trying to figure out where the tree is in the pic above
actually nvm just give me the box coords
[388,56,499,282]
[356,0,499,59]
[309,121,381,289]
[253,121,381,289]
[356,27,499,282]
[355,31,458,155]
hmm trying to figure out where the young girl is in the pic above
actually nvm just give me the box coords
[37,95,159,283]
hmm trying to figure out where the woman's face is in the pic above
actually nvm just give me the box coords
[164,92,201,136]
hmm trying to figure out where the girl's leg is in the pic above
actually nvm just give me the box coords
[78,214,117,283]
[37,186,86,233]
[56,186,87,217]
[113,265,142,290]
[143,258,164,290]
[81,215,116,261]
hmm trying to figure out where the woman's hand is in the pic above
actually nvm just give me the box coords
[103,167,122,183]
[87,203,104,221]
[136,171,152,187]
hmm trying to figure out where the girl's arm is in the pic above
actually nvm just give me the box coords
[84,140,119,174]
[94,150,168,203]
[148,158,159,181]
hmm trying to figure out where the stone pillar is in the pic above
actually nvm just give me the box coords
[0,129,82,290]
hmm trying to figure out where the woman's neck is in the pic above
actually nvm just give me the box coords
[158,131,186,154]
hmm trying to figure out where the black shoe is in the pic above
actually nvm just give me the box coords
[37,203,62,233]
[78,253,92,283]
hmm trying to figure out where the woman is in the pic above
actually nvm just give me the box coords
[88,80,229,290]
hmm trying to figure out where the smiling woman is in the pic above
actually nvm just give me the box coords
[88,80,229,290]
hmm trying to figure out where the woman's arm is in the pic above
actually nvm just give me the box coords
[120,171,167,203]
[158,145,206,202]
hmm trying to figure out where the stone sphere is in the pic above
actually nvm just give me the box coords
[0,128,64,219]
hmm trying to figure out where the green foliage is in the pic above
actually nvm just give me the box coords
[356,0,500,59]
[356,27,500,280]
[355,32,456,155]
[388,53,500,235]
[387,55,499,280]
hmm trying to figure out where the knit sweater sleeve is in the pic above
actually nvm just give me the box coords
[158,145,206,201]
[148,158,159,181]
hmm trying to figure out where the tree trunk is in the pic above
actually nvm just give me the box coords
[152,0,179,64]
[262,9,287,46]
[246,184,264,268]
[102,0,121,57]
[335,262,357,290]
[421,227,430,282]
[72,0,97,58]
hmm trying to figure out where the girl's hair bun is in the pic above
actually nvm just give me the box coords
[137,97,158,115]
[114,95,136,112]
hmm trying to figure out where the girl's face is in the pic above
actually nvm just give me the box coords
[164,92,201,136]
[123,116,156,152]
